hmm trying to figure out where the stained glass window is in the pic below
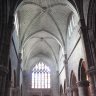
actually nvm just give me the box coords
[32,62,51,88]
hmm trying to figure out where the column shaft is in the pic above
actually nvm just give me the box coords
[77,80,89,96]
[0,65,8,96]
[87,66,96,96]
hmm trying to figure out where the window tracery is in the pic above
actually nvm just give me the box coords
[32,62,51,89]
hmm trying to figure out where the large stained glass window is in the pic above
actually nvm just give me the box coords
[32,62,51,89]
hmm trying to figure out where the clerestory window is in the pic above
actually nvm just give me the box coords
[68,14,75,37]
[14,13,19,36]
[32,62,51,89]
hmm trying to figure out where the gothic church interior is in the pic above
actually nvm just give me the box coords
[0,0,96,96]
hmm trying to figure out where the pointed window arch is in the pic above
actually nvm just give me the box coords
[32,62,51,89]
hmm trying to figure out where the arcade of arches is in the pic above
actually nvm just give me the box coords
[0,0,96,96]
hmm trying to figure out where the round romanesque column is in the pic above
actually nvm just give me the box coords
[77,80,89,96]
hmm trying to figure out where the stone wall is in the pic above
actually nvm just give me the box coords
[58,12,88,95]
[22,62,59,96]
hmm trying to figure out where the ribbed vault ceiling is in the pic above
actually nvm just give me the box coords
[16,0,78,71]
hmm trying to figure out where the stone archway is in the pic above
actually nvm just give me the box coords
[78,59,88,81]
[78,59,90,96]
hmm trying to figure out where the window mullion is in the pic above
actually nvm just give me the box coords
[44,72,45,88]
[34,72,35,88]
[33,72,35,88]
[47,72,48,88]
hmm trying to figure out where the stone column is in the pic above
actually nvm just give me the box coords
[80,18,96,96]
[17,53,22,86]
[0,1,9,95]
[0,65,8,96]
[4,81,11,96]
[87,66,96,96]
[65,87,71,96]
[64,92,67,96]
[77,80,89,96]
[71,86,78,96]
[64,54,70,96]
[0,0,15,96]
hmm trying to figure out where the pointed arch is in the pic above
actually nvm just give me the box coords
[78,58,88,81]
[78,59,91,96]
[70,71,77,87]
[70,71,79,96]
